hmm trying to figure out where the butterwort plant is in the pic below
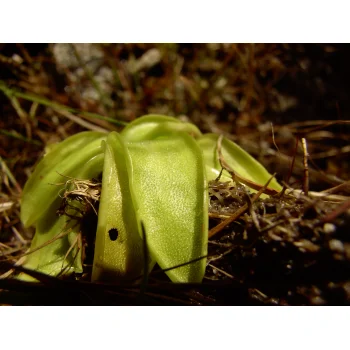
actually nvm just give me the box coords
[20,115,282,283]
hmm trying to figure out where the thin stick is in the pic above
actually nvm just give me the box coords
[318,198,350,225]
[271,122,280,154]
[0,129,42,146]
[284,188,348,203]
[140,222,149,296]
[3,215,27,244]
[301,137,309,196]
[61,233,80,271]
[286,137,299,187]
[18,228,72,258]
[321,181,350,195]
[0,156,22,194]
[7,94,32,139]
[0,253,28,279]
[151,255,208,276]
[55,109,109,133]
[310,145,350,159]
[208,263,234,279]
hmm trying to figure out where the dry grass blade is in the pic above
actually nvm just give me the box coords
[54,109,109,133]
[0,156,22,194]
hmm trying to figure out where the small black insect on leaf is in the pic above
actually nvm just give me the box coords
[108,228,119,241]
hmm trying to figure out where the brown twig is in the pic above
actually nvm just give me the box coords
[301,137,309,196]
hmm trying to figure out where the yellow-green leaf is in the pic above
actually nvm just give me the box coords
[127,132,208,282]
[121,114,202,142]
[92,132,147,282]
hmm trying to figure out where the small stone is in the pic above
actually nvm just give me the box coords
[129,48,162,74]
[329,239,344,253]
[323,223,336,234]
[312,296,326,305]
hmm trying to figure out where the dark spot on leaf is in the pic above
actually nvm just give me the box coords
[108,228,119,241]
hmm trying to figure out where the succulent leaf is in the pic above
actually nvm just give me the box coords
[21,132,106,227]
[121,114,202,142]
[20,149,106,279]
[92,132,146,282]
[127,132,208,282]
